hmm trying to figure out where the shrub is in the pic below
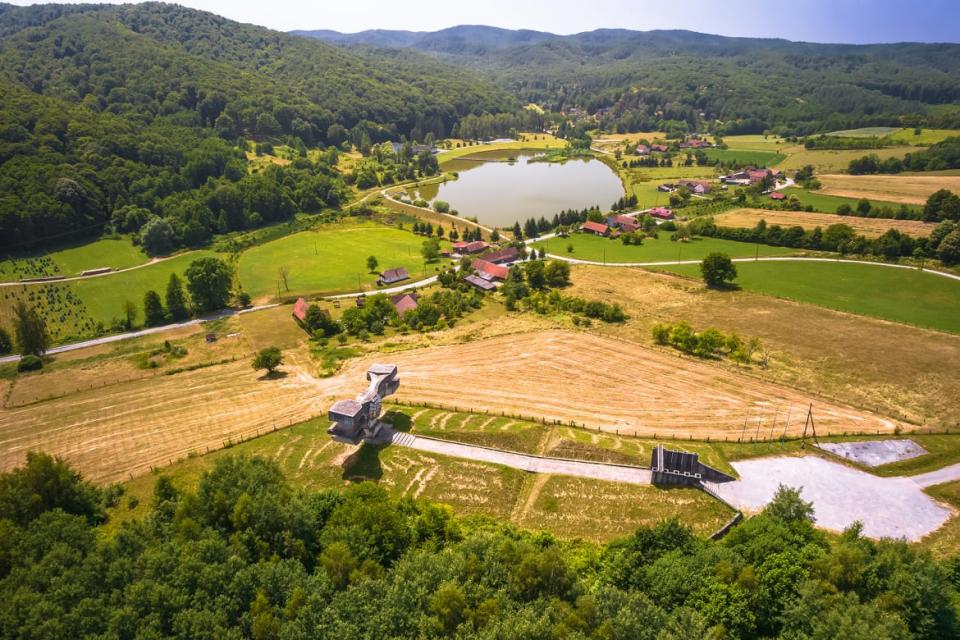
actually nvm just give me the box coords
[17,354,43,372]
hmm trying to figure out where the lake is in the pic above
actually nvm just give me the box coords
[407,151,624,229]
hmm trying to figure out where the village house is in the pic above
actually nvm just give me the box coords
[377,267,409,286]
[580,220,610,236]
[472,258,510,281]
[650,143,670,153]
[770,191,787,201]
[464,274,497,291]
[390,292,419,316]
[678,179,712,195]
[452,240,489,255]
[649,207,675,220]
[292,297,309,326]
[635,144,650,156]
[481,246,520,264]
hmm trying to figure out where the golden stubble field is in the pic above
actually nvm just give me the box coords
[715,208,937,238]
[817,174,960,204]
[565,265,960,428]
[0,322,897,482]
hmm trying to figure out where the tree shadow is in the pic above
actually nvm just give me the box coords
[341,443,385,483]
[381,410,411,432]
[258,369,289,381]
[706,283,742,292]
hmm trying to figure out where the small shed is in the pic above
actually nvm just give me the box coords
[770,191,786,200]
[464,274,496,291]
[292,297,309,325]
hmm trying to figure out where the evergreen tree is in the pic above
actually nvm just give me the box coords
[143,290,166,326]
[12,301,49,356]
[166,274,190,321]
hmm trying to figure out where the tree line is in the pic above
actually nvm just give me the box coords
[1,452,958,639]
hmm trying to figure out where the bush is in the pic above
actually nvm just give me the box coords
[17,354,43,372]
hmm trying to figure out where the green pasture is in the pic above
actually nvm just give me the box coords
[703,148,785,167]
[238,221,444,300]
[824,127,901,138]
[0,237,148,282]
[73,250,219,325]
[534,231,794,263]
[885,128,960,145]
[657,260,960,334]
[778,187,921,215]
[722,135,792,151]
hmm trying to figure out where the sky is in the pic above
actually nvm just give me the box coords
[8,0,960,43]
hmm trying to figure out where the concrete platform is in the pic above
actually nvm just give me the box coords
[818,439,927,467]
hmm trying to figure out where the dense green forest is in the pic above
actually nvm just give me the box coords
[0,3,515,251]
[298,26,960,136]
[2,452,959,639]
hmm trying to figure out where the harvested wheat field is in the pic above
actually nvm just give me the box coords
[340,330,897,439]
[716,208,936,238]
[0,352,354,482]
[818,174,960,205]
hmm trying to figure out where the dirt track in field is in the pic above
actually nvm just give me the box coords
[341,330,898,440]
[716,208,936,238]
[0,330,898,483]
[818,174,960,205]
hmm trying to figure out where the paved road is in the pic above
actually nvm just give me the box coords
[0,303,279,364]
[390,430,653,485]
[909,463,960,488]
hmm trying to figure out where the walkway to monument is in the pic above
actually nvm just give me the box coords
[388,429,653,485]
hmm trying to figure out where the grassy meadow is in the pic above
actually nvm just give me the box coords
[533,231,795,263]
[657,260,960,334]
[780,187,922,214]
[703,148,785,166]
[437,133,566,164]
[0,237,149,282]
[238,221,444,301]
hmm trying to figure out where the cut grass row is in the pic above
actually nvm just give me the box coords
[656,260,960,335]
[533,231,795,263]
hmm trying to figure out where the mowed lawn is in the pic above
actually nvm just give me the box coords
[702,148,785,166]
[658,260,960,334]
[0,237,149,282]
[534,231,795,263]
[73,250,218,324]
[239,223,441,300]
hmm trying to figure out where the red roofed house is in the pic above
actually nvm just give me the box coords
[651,144,669,152]
[390,292,419,316]
[615,215,640,233]
[678,179,712,195]
[453,240,489,254]
[472,259,509,281]
[770,191,786,201]
[648,207,675,220]
[580,220,610,236]
[636,144,650,156]
[481,246,520,264]
[292,297,309,325]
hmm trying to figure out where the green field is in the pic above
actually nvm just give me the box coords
[723,134,792,151]
[657,260,960,334]
[824,127,901,138]
[0,237,148,282]
[534,231,795,263]
[238,221,445,300]
[703,148,785,166]
[885,128,960,145]
[72,250,218,325]
[779,187,921,215]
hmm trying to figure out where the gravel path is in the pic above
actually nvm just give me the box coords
[711,456,953,541]
[390,430,652,485]
[910,463,960,488]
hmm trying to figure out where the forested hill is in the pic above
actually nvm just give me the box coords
[296,25,960,135]
[0,3,515,251]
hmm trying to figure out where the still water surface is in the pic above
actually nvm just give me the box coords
[407,151,624,228]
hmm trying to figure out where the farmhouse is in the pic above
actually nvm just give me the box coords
[452,240,489,254]
[650,143,669,152]
[648,207,675,220]
[770,191,787,201]
[473,258,509,281]
[464,273,497,291]
[482,246,520,264]
[635,144,650,156]
[292,297,309,325]
[580,220,610,236]
[378,267,409,285]
[678,179,712,195]
[390,292,419,316]
[608,215,640,233]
